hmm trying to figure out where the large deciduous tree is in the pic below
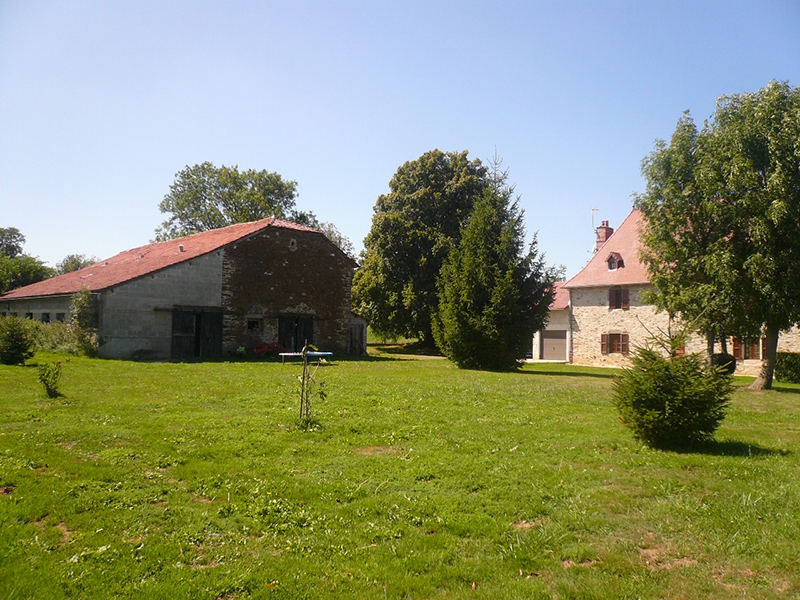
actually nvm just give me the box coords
[433,166,553,370]
[706,81,800,390]
[0,228,54,294]
[0,227,25,259]
[56,254,99,275]
[636,81,800,390]
[154,162,317,241]
[351,150,490,344]
[635,113,742,358]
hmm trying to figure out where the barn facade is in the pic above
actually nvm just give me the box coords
[0,219,365,360]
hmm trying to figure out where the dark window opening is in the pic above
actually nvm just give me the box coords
[41,313,50,323]
[171,310,223,359]
[609,288,630,310]
[55,313,66,322]
[247,319,262,332]
[278,316,313,352]
[601,333,629,355]
[25,313,33,319]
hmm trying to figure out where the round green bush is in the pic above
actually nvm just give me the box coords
[711,352,737,375]
[612,347,732,449]
[0,315,35,365]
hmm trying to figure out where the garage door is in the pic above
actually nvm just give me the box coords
[540,330,567,360]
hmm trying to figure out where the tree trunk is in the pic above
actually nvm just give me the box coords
[749,323,779,391]
[706,330,715,367]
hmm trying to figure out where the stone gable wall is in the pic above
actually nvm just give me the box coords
[221,228,355,354]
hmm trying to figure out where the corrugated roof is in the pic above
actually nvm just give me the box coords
[0,218,324,300]
[550,281,569,310]
[564,209,650,289]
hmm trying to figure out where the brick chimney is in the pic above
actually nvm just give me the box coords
[595,220,614,251]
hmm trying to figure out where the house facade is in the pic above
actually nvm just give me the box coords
[0,219,365,360]
[562,209,799,375]
[531,282,570,361]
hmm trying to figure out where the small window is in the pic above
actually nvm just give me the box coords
[607,252,624,270]
[609,288,630,310]
[55,313,66,322]
[733,338,763,360]
[41,313,50,323]
[601,333,629,355]
[25,312,33,319]
[247,319,262,333]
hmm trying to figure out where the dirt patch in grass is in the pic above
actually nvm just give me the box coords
[354,445,398,456]
[512,519,543,530]
[638,533,696,570]
[0,485,15,495]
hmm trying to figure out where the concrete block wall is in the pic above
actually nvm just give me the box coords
[1,295,72,321]
[98,251,223,359]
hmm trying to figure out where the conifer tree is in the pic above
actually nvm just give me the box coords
[433,162,553,370]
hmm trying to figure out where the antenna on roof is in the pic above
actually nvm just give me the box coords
[591,206,598,232]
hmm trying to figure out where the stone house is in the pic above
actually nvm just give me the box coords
[562,209,800,375]
[0,218,365,360]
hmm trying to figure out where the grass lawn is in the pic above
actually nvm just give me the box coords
[1,351,799,599]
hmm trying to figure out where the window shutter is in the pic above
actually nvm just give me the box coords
[732,338,742,360]
[608,289,614,309]
[761,337,767,360]
[601,334,608,355]
[621,289,630,310]
[621,334,629,354]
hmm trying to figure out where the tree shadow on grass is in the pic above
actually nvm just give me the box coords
[669,439,790,458]
[516,368,619,380]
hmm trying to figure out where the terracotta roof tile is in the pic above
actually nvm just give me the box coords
[564,209,650,289]
[550,282,569,310]
[0,218,325,300]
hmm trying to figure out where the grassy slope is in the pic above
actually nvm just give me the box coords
[1,353,799,599]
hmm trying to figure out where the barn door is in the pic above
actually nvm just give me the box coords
[279,316,314,351]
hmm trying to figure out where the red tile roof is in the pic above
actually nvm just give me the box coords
[550,281,569,310]
[564,209,651,289]
[0,218,323,300]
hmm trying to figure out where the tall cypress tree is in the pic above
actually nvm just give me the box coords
[433,176,553,370]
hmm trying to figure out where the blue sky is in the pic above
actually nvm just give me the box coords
[1,1,799,277]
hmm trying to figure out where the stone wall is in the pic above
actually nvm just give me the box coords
[569,284,706,368]
[221,227,355,354]
[98,251,223,359]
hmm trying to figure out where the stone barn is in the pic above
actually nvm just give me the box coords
[0,219,365,360]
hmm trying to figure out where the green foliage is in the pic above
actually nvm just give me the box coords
[352,150,490,343]
[317,221,356,260]
[433,182,553,370]
[56,253,99,274]
[154,161,317,241]
[0,226,25,258]
[0,254,55,294]
[775,352,800,383]
[636,81,800,390]
[69,286,99,356]
[613,347,732,448]
[37,361,62,398]
[0,315,35,365]
[711,352,737,375]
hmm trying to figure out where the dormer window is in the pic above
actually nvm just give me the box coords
[606,252,624,270]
